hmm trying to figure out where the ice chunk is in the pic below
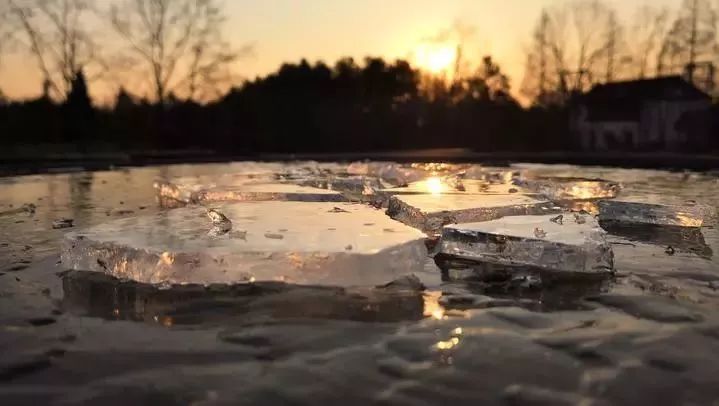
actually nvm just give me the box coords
[460,165,518,184]
[381,178,532,196]
[435,214,614,274]
[515,177,621,201]
[599,222,712,258]
[598,200,715,227]
[386,194,556,233]
[61,202,428,287]
[154,179,345,207]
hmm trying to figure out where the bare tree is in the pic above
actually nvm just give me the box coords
[521,0,619,105]
[109,0,246,104]
[7,0,102,100]
[617,6,670,80]
[659,0,718,81]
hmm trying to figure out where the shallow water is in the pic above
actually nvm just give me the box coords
[1,162,719,405]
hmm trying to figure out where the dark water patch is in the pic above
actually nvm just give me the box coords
[588,295,703,323]
[0,358,52,382]
[27,317,57,326]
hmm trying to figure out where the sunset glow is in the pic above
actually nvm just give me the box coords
[414,44,457,74]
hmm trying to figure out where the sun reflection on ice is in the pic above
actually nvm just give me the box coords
[426,177,445,196]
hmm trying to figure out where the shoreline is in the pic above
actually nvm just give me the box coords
[2,148,719,176]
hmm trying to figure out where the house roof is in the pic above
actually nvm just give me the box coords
[577,76,711,122]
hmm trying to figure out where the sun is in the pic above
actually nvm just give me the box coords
[414,44,456,74]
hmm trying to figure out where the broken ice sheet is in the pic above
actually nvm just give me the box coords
[386,193,556,233]
[61,202,428,287]
[154,178,345,207]
[598,199,715,228]
[435,214,614,274]
[514,177,621,201]
[381,178,533,196]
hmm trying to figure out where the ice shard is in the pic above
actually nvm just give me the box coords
[598,199,715,227]
[386,194,556,233]
[435,214,614,274]
[154,178,346,207]
[61,202,428,287]
[514,177,621,201]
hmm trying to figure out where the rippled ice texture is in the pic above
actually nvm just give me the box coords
[2,161,719,405]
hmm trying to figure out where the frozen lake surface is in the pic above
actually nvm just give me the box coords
[2,161,719,405]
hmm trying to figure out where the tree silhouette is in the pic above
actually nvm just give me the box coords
[521,0,619,105]
[620,6,670,80]
[7,0,103,100]
[109,0,247,104]
[659,0,718,90]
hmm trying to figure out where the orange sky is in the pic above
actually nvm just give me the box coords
[0,0,680,104]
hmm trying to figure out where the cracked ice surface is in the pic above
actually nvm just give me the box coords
[514,177,621,201]
[598,199,716,228]
[386,193,556,233]
[437,214,614,274]
[61,202,428,287]
[154,178,345,207]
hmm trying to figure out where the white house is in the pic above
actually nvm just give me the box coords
[570,76,713,151]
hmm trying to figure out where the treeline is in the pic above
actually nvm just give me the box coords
[0,57,569,153]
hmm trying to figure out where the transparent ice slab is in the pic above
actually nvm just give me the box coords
[61,202,428,287]
[154,178,346,207]
[435,214,614,274]
[598,199,715,227]
[386,194,556,233]
[514,177,621,201]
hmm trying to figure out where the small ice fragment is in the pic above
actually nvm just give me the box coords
[550,214,564,225]
[207,208,231,225]
[52,218,74,229]
[534,227,547,238]
[436,214,614,274]
[598,199,715,227]
[386,193,555,233]
[61,202,428,287]
[328,206,350,213]
[515,177,621,201]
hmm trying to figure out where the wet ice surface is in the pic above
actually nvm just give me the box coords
[61,202,428,286]
[2,161,719,405]
[436,214,613,274]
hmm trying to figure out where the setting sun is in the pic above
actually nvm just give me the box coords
[414,44,457,74]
